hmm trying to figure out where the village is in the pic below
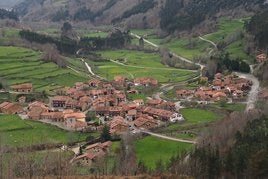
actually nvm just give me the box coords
[0,72,253,166]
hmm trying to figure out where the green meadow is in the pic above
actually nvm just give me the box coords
[134,136,192,170]
[94,50,197,83]
[0,115,92,147]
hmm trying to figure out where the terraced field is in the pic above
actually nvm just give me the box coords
[94,50,198,83]
[0,46,87,92]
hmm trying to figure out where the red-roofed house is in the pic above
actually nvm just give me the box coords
[11,83,33,93]
[0,102,23,114]
[134,116,158,129]
[50,96,72,108]
[109,116,128,134]
[74,151,105,166]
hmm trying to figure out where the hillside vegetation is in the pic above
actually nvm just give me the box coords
[13,0,267,33]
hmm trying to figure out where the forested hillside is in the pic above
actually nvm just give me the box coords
[160,0,266,33]
[14,0,267,32]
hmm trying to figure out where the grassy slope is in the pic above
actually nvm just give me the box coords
[0,115,92,147]
[130,18,253,62]
[0,46,87,92]
[95,50,197,83]
[134,136,192,170]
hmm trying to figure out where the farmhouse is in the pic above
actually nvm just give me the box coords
[0,102,23,114]
[40,112,64,122]
[109,116,128,134]
[75,151,105,166]
[134,116,158,129]
[64,112,87,130]
[27,101,49,120]
[142,107,182,122]
[50,96,72,108]
[11,83,33,93]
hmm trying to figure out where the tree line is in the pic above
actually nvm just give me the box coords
[19,28,131,54]
[246,9,268,50]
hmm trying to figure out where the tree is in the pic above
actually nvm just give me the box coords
[86,111,96,122]
[100,125,111,142]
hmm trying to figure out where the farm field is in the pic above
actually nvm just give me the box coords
[134,136,192,170]
[94,50,198,83]
[0,46,87,92]
[0,115,92,147]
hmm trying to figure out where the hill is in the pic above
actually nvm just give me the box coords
[13,0,267,32]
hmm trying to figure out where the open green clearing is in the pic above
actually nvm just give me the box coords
[0,115,92,147]
[0,46,87,92]
[134,136,192,170]
[94,50,197,83]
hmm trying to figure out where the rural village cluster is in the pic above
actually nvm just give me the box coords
[0,71,253,165]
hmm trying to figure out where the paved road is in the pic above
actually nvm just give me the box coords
[235,72,260,111]
[140,129,196,144]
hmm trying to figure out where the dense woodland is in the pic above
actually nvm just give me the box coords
[160,0,266,32]
[19,24,131,54]
[247,9,268,50]
[188,115,268,178]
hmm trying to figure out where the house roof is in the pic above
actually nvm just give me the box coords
[11,83,32,89]
[64,112,86,119]
[147,99,162,105]
[52,96,72,102]
[29,101,48,110]
[128,109,137,116]
[110,116,128,129]
[134,116,157,127]
[133,99,144,103]
[86,142,102,150]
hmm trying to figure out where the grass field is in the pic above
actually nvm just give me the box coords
[94,50,197,83]
[0,46,87,92]
[0,115,92,147]
[165,108,220,132]
[134,136,192,170]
